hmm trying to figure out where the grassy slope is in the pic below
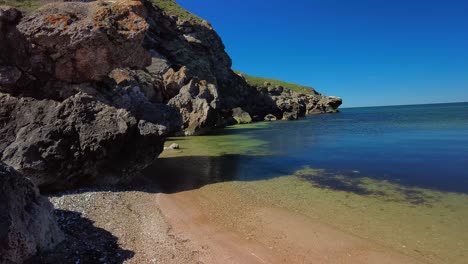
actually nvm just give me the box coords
[235,71,316,95]
[0,0,41,12]
[150,0,203,23]
[1,0,203,18]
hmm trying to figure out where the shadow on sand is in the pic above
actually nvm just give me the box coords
[27,210,134,264]
[39,152,443,263]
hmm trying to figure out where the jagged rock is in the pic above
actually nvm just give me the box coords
[232,107,252,124]
[0,88,179,191]
[264,114,277,121]
[147,50,172,76]
[306,95,343,114]
[3,1,342,138]
[274,95,307,117]
[10,0,151,83]
[267,85,284,96]
[142,0,341,134]
[163,66,191,102]
[109,68,165,103]
[0,1,181,191]
[168,79,221,136]
[0,163,63,263]
[282,111,298,121]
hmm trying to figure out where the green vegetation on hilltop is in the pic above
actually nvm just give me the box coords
[150,0,203,23]
[0,0,40,12]
[235,71,317,95]
[2,0,203,21]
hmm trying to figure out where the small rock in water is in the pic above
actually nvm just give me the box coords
[164,143,180,150]
[264,114,277,121]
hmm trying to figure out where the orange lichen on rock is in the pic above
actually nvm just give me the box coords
[15,0,151,82]
[114,0,147,17]
[92,0,148,35]
[43,14,71,28]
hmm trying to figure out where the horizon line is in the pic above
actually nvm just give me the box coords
[342,101,468,109]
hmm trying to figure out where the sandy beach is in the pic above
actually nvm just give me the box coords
[27,127,468,264]
[40,185,425,264]
[157,188,424,264]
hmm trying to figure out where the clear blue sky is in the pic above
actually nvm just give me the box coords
[177,0,468,107]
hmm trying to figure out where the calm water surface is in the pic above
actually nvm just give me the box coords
[238,102,468,193]
[151,102,468,194]
[144,102,468,263]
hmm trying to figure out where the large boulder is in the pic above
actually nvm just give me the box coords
[9,0,151,83]
[0,85,179,191]
[282,111,299,121]
[306,95,343,114]
[231,107,252,124]
[0,163,63,263]
[0,2,181,191]
[168,79,221,136]
[264,114,277,121]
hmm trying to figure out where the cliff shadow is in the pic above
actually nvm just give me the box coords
[135,154,442,206]
[28,210,134,264]
[49,152,442,207]
[133,154,243,193]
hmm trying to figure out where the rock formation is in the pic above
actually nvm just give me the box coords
[0,162,63,263]
[0,2,180,191]
[231,107,253,124]
[0,0,342,190]
[140,0,342,134]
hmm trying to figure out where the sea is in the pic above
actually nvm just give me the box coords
[145,102,468,263]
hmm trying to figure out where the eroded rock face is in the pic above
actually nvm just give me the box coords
[282,111,298,121]
[168,79,221,136]
[264,114,277,121]
[232,107,252,124]
[12,0,151,83]
[141,1,341,134]
[0,2,180,191]
[0,88,178,191]
[306,95,343,114]
[0,163,63,263]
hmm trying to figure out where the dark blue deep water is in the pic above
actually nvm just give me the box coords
[234,103,468,194]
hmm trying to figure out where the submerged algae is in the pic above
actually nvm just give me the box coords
[161,122,272,158]
[154,119,468,264]
[211,169,468,264]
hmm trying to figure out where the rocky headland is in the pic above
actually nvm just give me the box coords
[0,0,341,262]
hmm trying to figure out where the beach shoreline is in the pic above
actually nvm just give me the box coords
[41,183,425,264]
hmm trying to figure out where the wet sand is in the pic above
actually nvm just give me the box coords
[158,188,425,264]
[45,185,425,264]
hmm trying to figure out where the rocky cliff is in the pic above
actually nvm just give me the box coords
[0,0,341,190]
[0,2,181,191]
[142,0,342,134]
